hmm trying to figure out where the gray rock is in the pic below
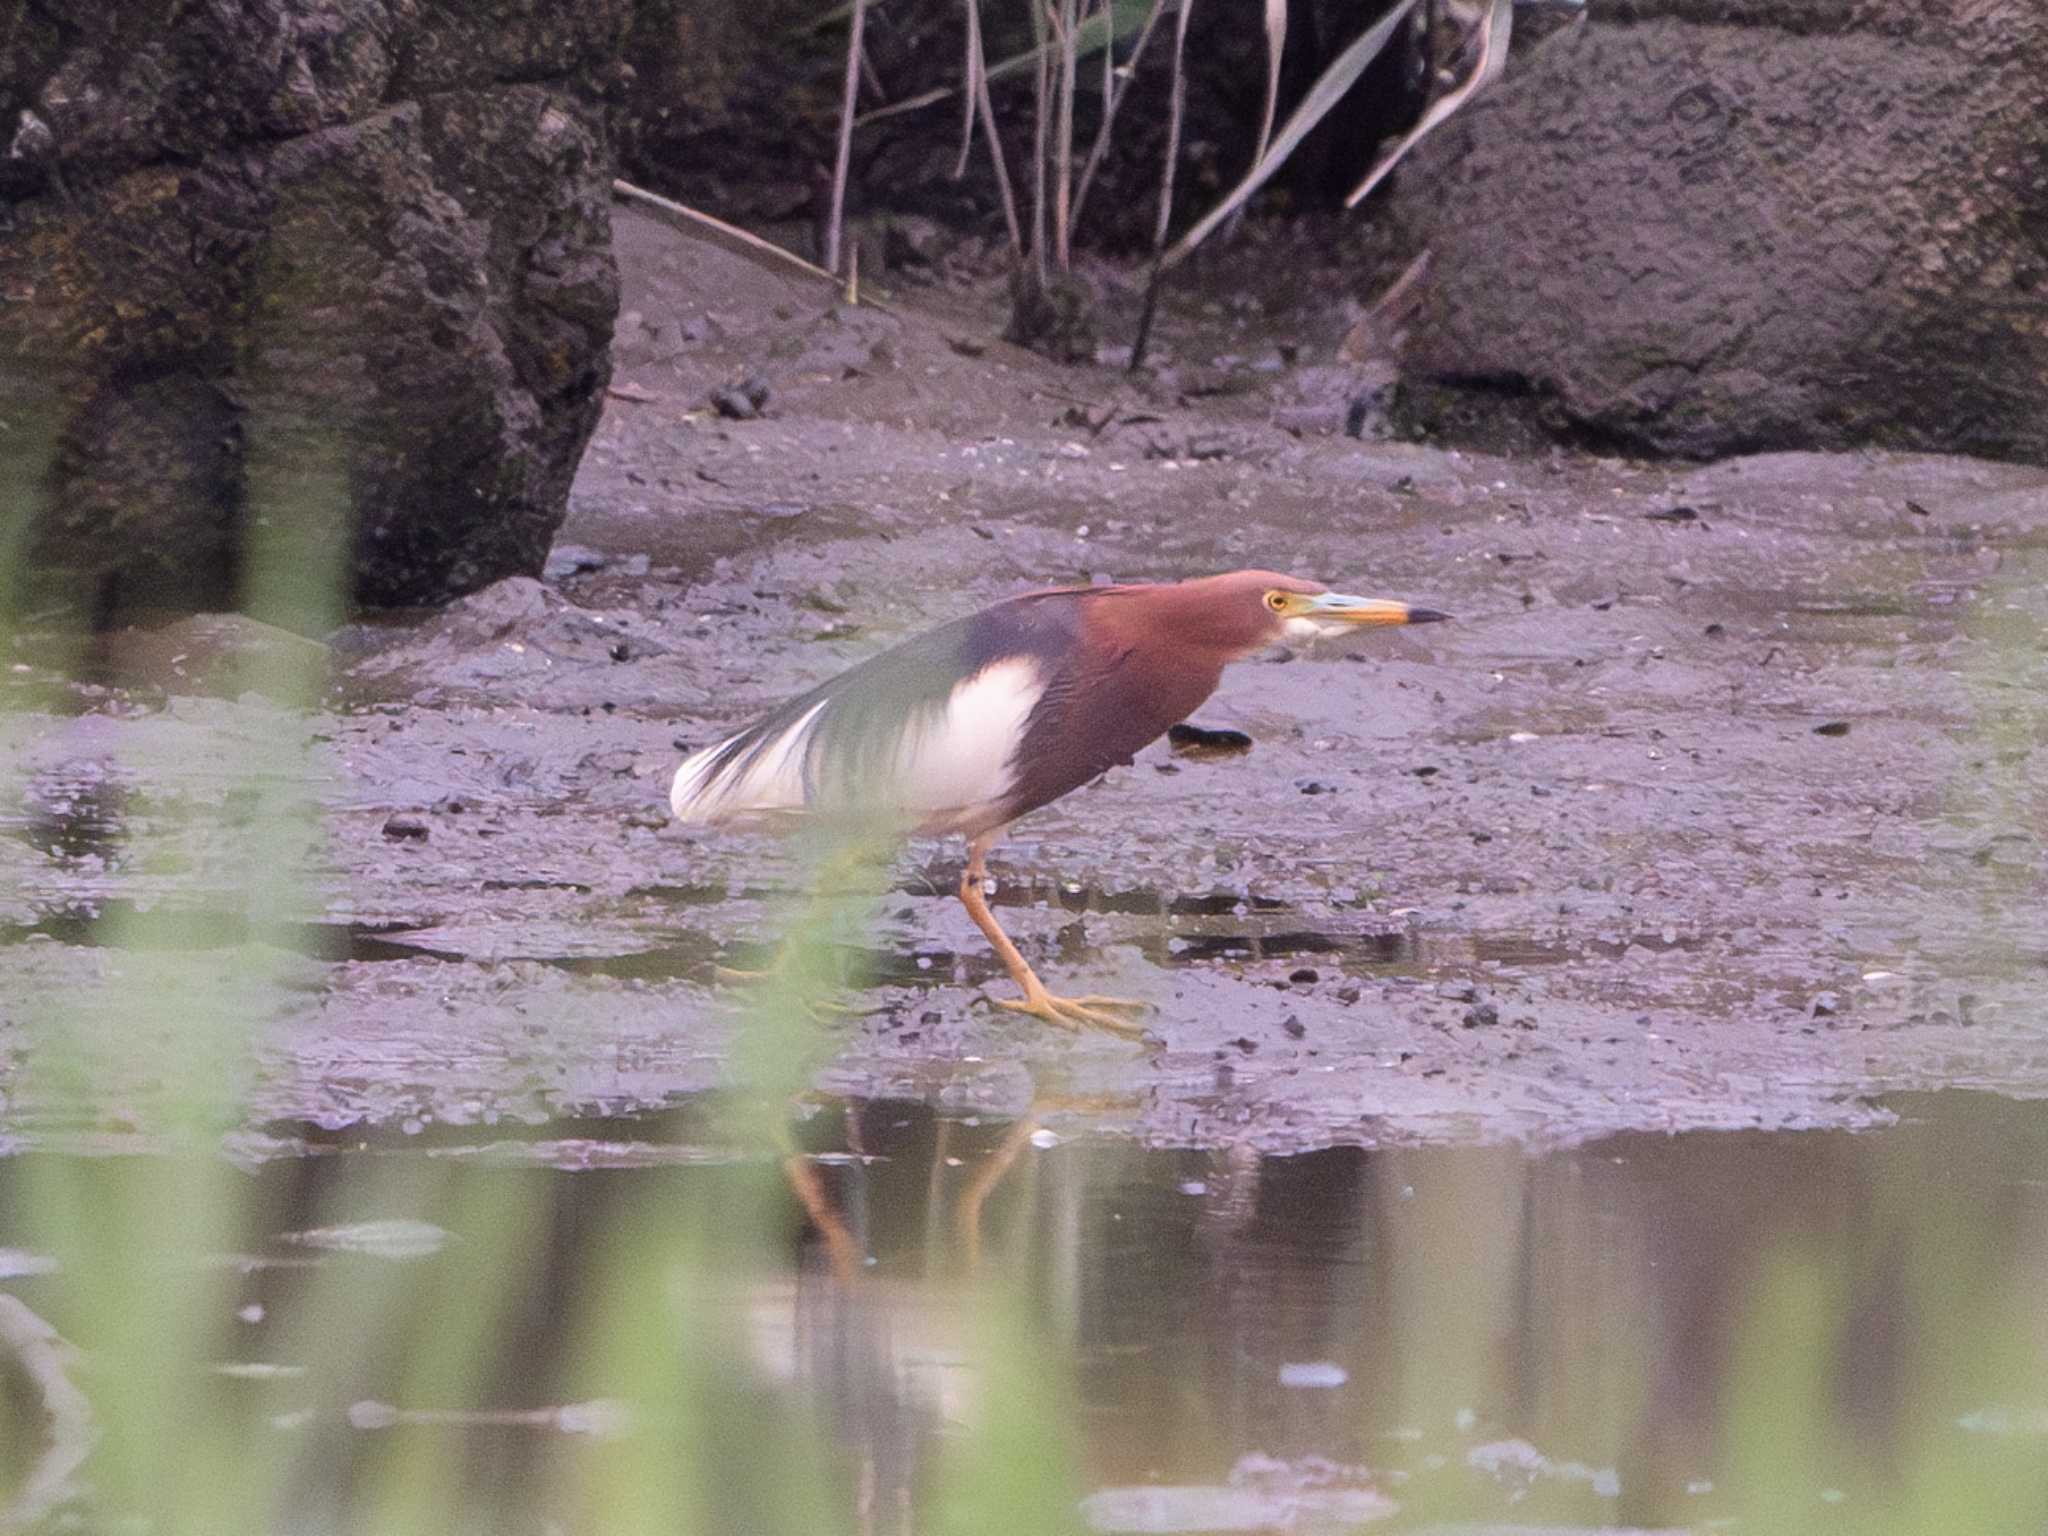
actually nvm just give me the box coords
[0,0,628,619]
[1388,2,2048,461]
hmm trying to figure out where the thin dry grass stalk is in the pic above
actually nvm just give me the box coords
[1216,0,1287,246]
[824,0,870,275]
[856,83,949,128]
[1053,0,1079,270]
[1160,0,1419,268]
[612,179,840,288]
[1128,0,1193,371]
[1070,0,1168,237]
[1346,0,1511,208]
[955,0,984,174]
[1031,3,1052,283]
[963,0,1025,253]
[1151,0,1193,253]
[1253,0,1287,178]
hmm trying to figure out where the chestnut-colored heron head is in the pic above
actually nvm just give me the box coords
[1127,569,1449,659]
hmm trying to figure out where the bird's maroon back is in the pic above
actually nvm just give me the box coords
[995,585,1236,825]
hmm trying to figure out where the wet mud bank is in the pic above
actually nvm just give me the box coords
[6,205,2048,1153]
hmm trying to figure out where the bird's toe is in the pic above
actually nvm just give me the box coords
[994,992,1150,1038]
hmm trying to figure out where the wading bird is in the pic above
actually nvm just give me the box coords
[670,571,1447,1033]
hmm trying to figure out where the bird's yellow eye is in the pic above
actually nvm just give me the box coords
[1265,591,1288,613]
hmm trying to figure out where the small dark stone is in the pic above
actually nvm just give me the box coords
[1462,1003,1500,1028]
[1814,720,1851,737]
[1412,765,1439,778]
[1644,504,1700,523]
[1167,723,1254,759]
[1343,397,1370,438]
[608,641,630,662]
[710,385,759,420]
[1282,1015,1307,1038]
[1231,1036,1258,1054]
[1289,968,1319,984]
[1335,986,1361,1005]
[543,544,608,581]
[741,375,771,409]
[431,795,466,815]
[1295,778,1339,795]
[382,813,429,842]
[1704,622,1726,637]
[1809,990,1841,1018]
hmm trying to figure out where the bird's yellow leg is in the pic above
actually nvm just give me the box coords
[957,840,1150,1036]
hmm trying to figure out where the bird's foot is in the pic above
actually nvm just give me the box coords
[994,988,1152,1037]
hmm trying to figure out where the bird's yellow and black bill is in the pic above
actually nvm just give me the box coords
[1286,592,1451,626]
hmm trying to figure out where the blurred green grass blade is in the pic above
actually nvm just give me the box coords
[357,1168,550,1535]
[932,1278,1086,1536]
[1721,1248,1842,1524]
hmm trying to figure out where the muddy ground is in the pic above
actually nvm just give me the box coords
[5,204,2048,1154]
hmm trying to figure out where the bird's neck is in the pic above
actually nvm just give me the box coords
[1110,581,1272,663]
[1085,589,1237,711]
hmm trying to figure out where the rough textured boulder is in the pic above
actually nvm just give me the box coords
[0,0,628,619]
[1387,3,2048,461]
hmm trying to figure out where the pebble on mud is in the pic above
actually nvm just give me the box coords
[1462,1003,1500,1028]
[382,814,430,842]
[1809,990,1841,1019]
[710,375,771,420]
[1167,723,1254,760]
[1814,720,1852,737]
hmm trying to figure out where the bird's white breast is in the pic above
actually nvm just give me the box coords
[892,655,1045,831]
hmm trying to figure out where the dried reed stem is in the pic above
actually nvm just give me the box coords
[824,0,869,275]
[954,0,983,175]
[1030,2,1051,284]
[1053,0,1078,270]
[1070,0,1167,234]
[1151,0,1194,253]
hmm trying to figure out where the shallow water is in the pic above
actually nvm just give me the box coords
[4,1091,2045,1532]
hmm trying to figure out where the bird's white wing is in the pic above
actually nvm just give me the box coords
[668,699,829,825]
[670,655,1048,834]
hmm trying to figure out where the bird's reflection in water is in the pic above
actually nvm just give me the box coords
[5,1095,2044,1532]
